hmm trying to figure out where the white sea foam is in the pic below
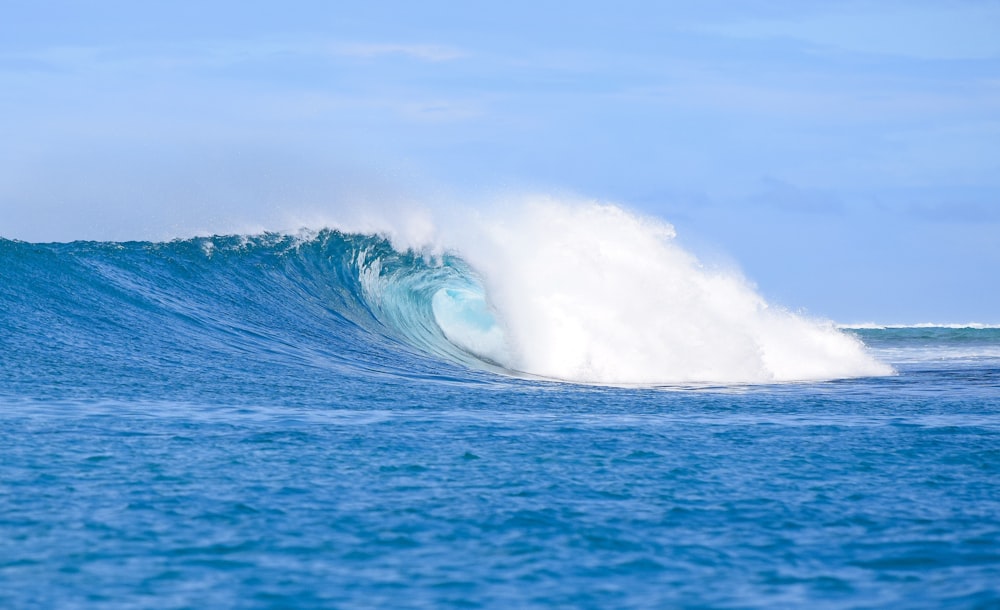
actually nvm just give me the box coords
[284,194,893,383]
[376,196,893,384]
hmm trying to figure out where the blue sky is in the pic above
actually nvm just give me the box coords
[1,1,998,323]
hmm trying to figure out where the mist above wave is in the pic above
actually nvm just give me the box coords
[361,197,893,384]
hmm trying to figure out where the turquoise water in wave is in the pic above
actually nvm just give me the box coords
[2,234,999,608]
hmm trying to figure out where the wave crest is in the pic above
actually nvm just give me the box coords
[0,198,894,387]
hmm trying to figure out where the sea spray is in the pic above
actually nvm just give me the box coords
[423,197,893,384]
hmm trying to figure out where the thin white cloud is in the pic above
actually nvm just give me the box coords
[331,43,466,62]
[611,74,1000,122]
[250,91,485,123]
[396,99,483,122]
[0,39,467,75]
[693,5,1000,60]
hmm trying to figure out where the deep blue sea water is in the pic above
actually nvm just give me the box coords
[2,233,999,608]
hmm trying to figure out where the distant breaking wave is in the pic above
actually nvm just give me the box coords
[840,323,1000,330]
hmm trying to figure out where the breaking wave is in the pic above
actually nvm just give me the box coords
[0,198,892,386]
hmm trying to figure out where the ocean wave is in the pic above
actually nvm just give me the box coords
[0,199,894,386]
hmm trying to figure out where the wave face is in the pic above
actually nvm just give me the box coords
[0,232,487,400]
[0,201,892,388]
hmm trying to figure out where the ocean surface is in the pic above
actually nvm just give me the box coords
[2,230,999,608]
